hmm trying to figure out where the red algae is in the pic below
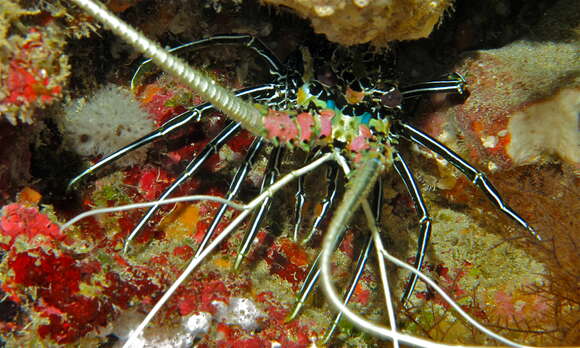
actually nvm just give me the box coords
[138,82,187,126]
[135,166,172,201]
[0,203,63,247]
[228,130,255,154]
[264,238,309,288]
[0,5,70,125]
[0,200,166,345]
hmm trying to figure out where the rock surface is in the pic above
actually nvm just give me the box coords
[263,0,453,45]
[418,0,579,172]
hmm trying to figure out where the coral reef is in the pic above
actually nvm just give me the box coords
[0,181,359,346]
[404,0,580,344]
[0,0,578,346]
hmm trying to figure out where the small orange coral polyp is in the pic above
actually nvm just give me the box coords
[160,203,200,240]
[352,283,371,305]
[16,187,42,205]
[278,238,309,267]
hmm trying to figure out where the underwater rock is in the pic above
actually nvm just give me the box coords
[263,0,453,45]
[0,126,31,203]
[452,42,578,171]
[417,0,579,172]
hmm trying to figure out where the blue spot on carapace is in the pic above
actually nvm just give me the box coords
[360,112,372,125]
[326,100,336,110]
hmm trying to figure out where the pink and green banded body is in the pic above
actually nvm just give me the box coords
[260,80,396,163]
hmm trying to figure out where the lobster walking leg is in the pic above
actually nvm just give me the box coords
[124,121,241,253]
[392,151,433,304]
[396,122,540,240]
[234,146,285,269]
[194,136,265,257]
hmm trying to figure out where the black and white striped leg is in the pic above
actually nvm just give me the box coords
[323,178,383,342]
[67,84,276,189]
[131,34,286,89]
[289,175,358,320]
[392,151,433,305]
[287,251,322,321]
[292,148,321,242]
[400,72,466,99]
[323,235,372,342]
[289,177,383,325]
[123,121,241,253]
[288,163,344,318]
[302,162,340,244]
[193,137,265,258]
[396,122,541,240]
[233,146,285,269]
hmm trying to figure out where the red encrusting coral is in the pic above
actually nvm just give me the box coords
[0,23,69,124]
[0,200,167,344]
[102,270,161,310]
[264,238,309,289]
[138,82,189,126]
[134,165,172,201]
[0,203,64,248]
[8,249,112,343]
[0,203,110,343]
[3,62,61,106]
[228,130,255,153]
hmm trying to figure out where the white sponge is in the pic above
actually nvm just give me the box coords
[60,84,154,166]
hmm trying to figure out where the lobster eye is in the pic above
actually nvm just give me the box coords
[380,87,402,108]
[316,67,338,86]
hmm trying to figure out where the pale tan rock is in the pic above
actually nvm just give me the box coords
[262,0,453,45]
[418,0,579,171]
